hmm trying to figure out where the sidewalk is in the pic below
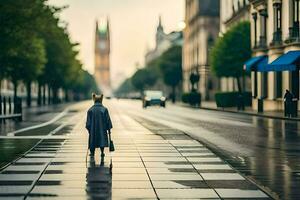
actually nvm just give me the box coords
[0,103,73,135]
[0,103,272,199]
[199,101,300,121]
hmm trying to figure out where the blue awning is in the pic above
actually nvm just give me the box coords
[267,51,300,72]
[244,56,268,71]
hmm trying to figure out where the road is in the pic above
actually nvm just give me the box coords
[112,99,300,200]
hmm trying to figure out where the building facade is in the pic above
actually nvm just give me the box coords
[145,17,183,65]
[94,19,111,95]
[220,0,251,92]
[183,0,220,100]
[247,0,300,111]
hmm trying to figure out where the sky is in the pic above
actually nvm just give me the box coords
[49,0,185,88]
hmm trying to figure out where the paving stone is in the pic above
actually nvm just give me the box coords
[16,158,52,163]
[112,181,152,189]
[156,188,218,199]
[206,180,258,189]
[152,180,208,189]
[181,152,215,157]
[112,162,144,168]
[193,164,232,170]
[149,173,203,181]
[142,157,187,162]
[0,181,32,185]
[112,168,146,174]
[112,173,149,181]
[186,157,223,163]
[215,189,269,198]
[0,174,40,181]
[201,173,245,180]
[112,189,156,199]
[144,162,193,168]
[147,168,197,174]
[0,186,31,194]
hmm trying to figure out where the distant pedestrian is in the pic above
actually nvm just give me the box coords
[86,93,113,165]
[284,89,293,117]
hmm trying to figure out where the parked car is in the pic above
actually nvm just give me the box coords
[143,90,166,108]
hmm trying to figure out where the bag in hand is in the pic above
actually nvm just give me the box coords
[109,134,115,152]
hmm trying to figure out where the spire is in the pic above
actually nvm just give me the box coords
[95,19,99,31]
[157,15,163,31]
[106,16,110,39]
[159,15,162,27]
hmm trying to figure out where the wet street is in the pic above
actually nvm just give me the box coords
[115,99,300,200]
[0,99,299,199]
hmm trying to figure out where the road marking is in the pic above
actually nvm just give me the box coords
[6,109,69,136]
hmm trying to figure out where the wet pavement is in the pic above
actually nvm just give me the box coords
[116,99,300,200]
[0,103,72,136]
[0,100,271,199]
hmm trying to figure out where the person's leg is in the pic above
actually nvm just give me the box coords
[100,147,105,157]
[90,148,95,156]
[100,147,105,166]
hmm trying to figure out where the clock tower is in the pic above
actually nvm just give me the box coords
[94,18,111,94]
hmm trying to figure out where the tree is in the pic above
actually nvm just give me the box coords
[115,78,135,97]
[131,68,157,94]
[210,21,251,92]
[0,0,48,98]
[21,37,46,106]
[159,45,182,103]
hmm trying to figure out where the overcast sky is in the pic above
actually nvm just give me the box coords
[49,0,184,88]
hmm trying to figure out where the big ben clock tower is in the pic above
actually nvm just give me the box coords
[94,18,111,95]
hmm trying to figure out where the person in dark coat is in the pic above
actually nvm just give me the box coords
[284,89,293,117]
[86,93,113,161]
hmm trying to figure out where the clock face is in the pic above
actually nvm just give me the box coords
[99,41,106,50]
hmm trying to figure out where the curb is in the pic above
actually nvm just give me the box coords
[179,103,300,121]
[200,106,300,121]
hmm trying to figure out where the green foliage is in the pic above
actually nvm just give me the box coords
[115,78,135,97]
[131,68,157,92]
[72,70,99,99]
[210,21,251,78]
[215,92,252,107]
[182,92,201,106]
[159,45,182,88]
[0,0,93,101]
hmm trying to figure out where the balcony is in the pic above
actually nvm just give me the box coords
[270,31,282,46]
[285,24,300,44]
[254,36,267,51]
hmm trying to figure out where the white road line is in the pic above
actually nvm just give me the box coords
[6,109,69,136]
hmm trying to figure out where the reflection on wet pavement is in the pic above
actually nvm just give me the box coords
[0,101,273,199]
[120,100,300,200]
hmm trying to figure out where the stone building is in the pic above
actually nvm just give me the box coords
[220,0,251,92]
[145,17,183,65]
[245,0,300,111]
[183,0,220,100]
[94,18,111,95]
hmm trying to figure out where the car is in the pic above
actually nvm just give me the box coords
[143,90,166,108]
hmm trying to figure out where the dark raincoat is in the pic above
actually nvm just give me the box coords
[85,103,113,149]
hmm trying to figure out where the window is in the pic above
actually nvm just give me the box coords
[252,12,258,47]
[276,72,282,98]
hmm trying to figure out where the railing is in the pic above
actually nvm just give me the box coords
[286,24,300,43]
[0,96,22,121]
[270,31,282,46]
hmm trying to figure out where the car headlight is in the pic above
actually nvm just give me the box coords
[145,97,151,101]
[160,97,166,101]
